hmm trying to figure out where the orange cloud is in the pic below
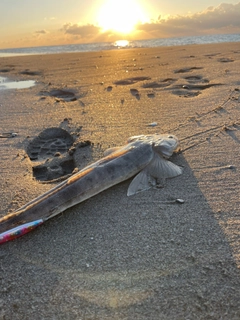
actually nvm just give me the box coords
[1,2,239,49]
[35,30,48,34]
[136,3,240,37]
[60,2,240,42]
[62,23,101,38]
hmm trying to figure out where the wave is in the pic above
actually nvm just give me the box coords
[0,33,239,57]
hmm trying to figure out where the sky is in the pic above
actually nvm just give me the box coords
[0,0,240,49]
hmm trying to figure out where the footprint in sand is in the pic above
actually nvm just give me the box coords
[170,83,223,98]
[140,73,222,98]
[113,76,151,85]
[147,92,155,98]
[0,68,14,73]
[174,67,203,73]
[26,127,91,182]
[27,127,76,182]
[130,88,140,100]
[217,58,234,63]
[106,86,113,92]
[20,70,42,76]
[40,88,78,102]
[32,157,76,182]
[142,78,177,89]
[171,90,201,98]
[184,75,210,83]
[163,74,223,98]
[204,53,221,58]
[27,128,74,161]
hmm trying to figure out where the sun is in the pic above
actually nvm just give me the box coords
[98,0,147,34]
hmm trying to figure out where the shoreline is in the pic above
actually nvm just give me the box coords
[0,42,240,319]
[0,32,239,57]
[0,40,239,59]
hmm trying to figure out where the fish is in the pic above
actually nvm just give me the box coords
[0,134,182,243]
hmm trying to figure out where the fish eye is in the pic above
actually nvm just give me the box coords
[168,135,173,138]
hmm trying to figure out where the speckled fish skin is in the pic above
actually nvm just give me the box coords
[0,134,181,234]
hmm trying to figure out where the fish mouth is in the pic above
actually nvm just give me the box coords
[153,135,179,158]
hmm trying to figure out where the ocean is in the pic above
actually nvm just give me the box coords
[0,33,239,57]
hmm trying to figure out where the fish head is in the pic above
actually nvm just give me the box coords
[128,134,179,158]
[152,134,179,158]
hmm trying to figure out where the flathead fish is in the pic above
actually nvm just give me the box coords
[0,134,182,243]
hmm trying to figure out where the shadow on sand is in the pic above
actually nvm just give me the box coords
[1,153,240,319]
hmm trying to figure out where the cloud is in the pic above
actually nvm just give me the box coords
[35,29,48,34]
[136,2,240,37]
[44,17,56,21]
[61,23,131,44]
[1,2,239,50]
[59,2,240,44]
[62,23,101,38]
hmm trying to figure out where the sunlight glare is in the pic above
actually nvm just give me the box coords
[114,40,129,47]
[98,0,148,34]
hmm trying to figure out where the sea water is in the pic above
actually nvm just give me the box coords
[0,76,35,89]
[0,33,239,57]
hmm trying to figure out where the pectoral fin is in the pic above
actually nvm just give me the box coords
[148,154,182,179]
[127,154,182,196]
[127,169,156,196]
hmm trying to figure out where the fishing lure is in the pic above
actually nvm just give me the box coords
[0,219,43,244]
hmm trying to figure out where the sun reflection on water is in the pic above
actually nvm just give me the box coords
[114,40,130,48]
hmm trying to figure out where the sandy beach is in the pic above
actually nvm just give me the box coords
[0,42,240,319]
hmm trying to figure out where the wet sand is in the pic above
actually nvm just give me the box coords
[0,42,240,319]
